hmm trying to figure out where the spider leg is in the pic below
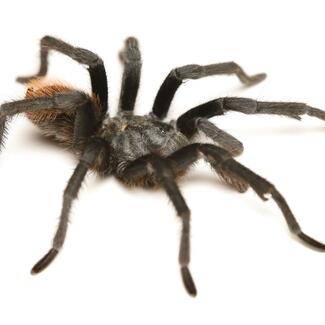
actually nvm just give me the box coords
[122,155,197,297]
[176,97,325,156]
[0,91,99,149]
[166,143,325,250]
[219,97,325,121]
[177,97,325,127]
[118,37,142,114]
[31,139,106,273]
[198,118,244,156]
[176,98,244,155]
[0,116,9,151]
[16,36,108,116]
[152,62,266,119]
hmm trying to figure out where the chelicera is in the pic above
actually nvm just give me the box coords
[1,36,325,296]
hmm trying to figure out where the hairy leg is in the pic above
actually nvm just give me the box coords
[0,91,98,149]
[196,118,244,156]
[176,97,325,154]
[16,36,108,116]
[118,37,142,114]
[122,155,197,296]
[0,116,9,151]
[167,143,325,250]
[31,138,107,273]
[220,97,325,120]
[152,62,266,119]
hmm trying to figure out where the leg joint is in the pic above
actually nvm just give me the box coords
[40,35,103,68]
[223,97,258,114]
[174,64,205,80]
[198,143,233,165]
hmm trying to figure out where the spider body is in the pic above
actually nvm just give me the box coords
[25,80,100,149]
[25,79,189,179]
[1,36,325,297]
[100,115,189,178]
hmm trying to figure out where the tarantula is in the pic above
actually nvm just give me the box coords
[1,36,325,297]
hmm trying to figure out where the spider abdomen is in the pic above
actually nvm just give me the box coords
[24,80,93,148]
[25,79,73,123]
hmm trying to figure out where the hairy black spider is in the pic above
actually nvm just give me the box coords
[1,36,325,297]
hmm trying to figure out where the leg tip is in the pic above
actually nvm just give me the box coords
[16,76,37,84]
[297,232,325,251]
[120,37,141,63]
[31,248,59,275]
[181,266,197,297]
[125,37,139,48]
[249,73,267,85]
[16,76,29,84]
[16,74,44,84]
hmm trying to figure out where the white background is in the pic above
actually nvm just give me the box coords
[1,1,325,324]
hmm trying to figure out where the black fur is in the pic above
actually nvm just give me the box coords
[16,35,108,117]
[152,70,182,119]
[1,36,325,298]
[118,37,142,113]
[176,98,224,137]
[152,62,266,119]
[31,138,106,273]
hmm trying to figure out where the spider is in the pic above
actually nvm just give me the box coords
[1,36,325,297]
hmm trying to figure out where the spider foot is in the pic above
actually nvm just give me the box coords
[31,248,59,274]
[297,232,325,251]
[243,72,267,86]
[181,266,197,297]
[16,75,41,84]
[268,187,325,252]
[119,37,140,64]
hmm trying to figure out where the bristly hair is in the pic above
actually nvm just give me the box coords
[1,35,325,298]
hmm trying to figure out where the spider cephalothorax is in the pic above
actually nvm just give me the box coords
[99,115,190,178]
[1,36,325,297]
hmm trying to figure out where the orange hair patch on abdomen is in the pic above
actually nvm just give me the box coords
[25,79,74,125]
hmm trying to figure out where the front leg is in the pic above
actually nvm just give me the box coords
[177,97,325,129]
[152,62,266,119]
[118,37,142,114]
[176,98,244,156]
[31,138,107,273]
[220,97,325,121]
[122,155,197,297]
[176,97,325,155]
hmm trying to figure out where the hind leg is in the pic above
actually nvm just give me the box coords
[0,91,99,149]
[16,36,108,116]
